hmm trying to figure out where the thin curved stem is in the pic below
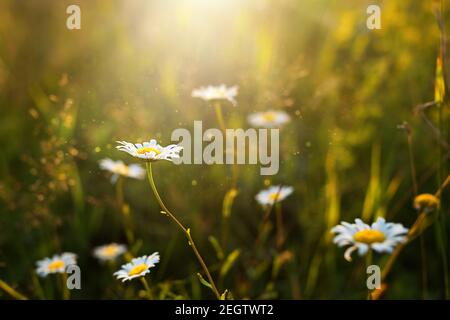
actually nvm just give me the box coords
[145,162,221,299]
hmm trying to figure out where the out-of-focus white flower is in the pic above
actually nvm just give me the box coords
[93,243,127,262]
[99,158,145,183]
[36,252,77,277]
[255,185,293,206]
[331,217,409,262]
[192,84,238,106]
[113,253,160,282]
[116,140,183,162]
[248,110,290,128]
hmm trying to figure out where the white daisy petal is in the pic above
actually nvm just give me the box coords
[344,246,358,262]
[357,243,369,256]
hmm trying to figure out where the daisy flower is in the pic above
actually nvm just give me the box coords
[191,84,238,106]
[99,158,145,183]
[247,110,290,128]
[331,217,409,262]
[256,185,294,206]
[93,243,127,262]
[116,139,183,162]
[413,193,440,213]
[113,253,160,282]
[36,252,77,277]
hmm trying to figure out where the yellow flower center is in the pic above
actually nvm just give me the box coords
[113,164,129,176]
[353,230,385,244]
[413,193,439,212]
[137,147,161,155]
[47,260,65,272]
[101,245,118,257]
[262,112,276,121]
[218,89,226,96]
[128,263,148,276]
[269,192,280,201]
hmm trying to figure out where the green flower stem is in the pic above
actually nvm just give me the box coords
[145,162,221,299]
[140,277,154,300]
[213,101,239,250]
[116,176,124,206]
[116,177,134,245]
[214,101,227,134]
[365,249,373,300]
[61,273,70,300]
[255,203,275,247]
[275,203,285,249]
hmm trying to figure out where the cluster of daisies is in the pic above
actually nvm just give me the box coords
[34,84,441,291]
[192,84,291,128]
[188,86,443,263]
[36,244,160,283]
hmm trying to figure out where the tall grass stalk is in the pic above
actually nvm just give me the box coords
[399,122,427,297]
[435,0,449,297]
[436,101,449,299]
[382,175,450,285]
[0,279,28,300]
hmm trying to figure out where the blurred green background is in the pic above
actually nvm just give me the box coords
[0,0,449,299]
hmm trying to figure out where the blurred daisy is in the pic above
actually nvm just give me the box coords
[93,243,127,262]
[36,252,77,277]
[113,253,160,282]
[116,140,183,162]
[99,158,145,183]
[413,193,440,213]
[248,110,290,128]
[331,217,408,262]
[256,185,294,206]
[192,84,238,106]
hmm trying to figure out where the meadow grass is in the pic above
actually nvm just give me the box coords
[0,0,449,300]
